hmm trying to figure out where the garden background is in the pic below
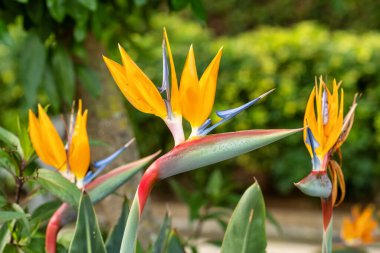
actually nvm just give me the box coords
[0,0,379,250]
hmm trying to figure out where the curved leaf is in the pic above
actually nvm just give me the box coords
[221,182,267,253]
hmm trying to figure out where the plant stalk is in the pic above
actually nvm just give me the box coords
[321,197,333,253]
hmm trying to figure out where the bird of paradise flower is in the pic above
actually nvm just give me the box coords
[295,77,359,253]
[103,28,302,252]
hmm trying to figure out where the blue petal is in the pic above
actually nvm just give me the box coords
[198,118,212,132]
[159,39,170,101]
[84,139,135,184]
[305,127,321,171]
[198,89,275,136]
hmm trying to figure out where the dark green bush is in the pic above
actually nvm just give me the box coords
[123,15,380,199]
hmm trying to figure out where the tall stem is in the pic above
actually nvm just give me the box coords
[321,197,333,253]
[10,160,26,244]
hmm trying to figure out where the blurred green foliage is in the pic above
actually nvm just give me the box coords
[204,0,380,34]
[123,14,380,199]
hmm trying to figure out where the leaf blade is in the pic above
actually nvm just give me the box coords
[68,191,106,253]
[221,182,267,253]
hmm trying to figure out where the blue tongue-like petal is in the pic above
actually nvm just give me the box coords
[159,39,170,100]
[305,127,321,171]
[197,89,275,136]
[84,139,135,184]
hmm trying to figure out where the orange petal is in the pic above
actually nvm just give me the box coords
[180,45,200,128]
[69,102,90,180]
[28,110,50,164]
[197,48,223,127]
[37,105,66,170]
[118,45,166,118]
[103,56,155,115]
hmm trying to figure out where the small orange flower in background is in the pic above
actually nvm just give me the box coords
[341,205,378,246]
[29,100,90,187]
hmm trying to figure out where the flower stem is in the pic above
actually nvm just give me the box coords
[321,197,333,253]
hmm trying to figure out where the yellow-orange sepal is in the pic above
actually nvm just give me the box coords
[303,77,344,159]
[29,106,66,171]
[68,100,90,180]
[180,46,223,130]
[103,46,167,118]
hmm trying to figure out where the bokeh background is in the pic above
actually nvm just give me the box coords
[1,0,379,209]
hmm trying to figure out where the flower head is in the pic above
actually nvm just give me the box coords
[104,29,273,146]
[296,77,358,204]
[29,100,90,187]
[341,205,378,246]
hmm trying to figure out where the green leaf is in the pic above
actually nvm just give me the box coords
[221,182,267,253]
[0,222,11,252]
[77,66,101,97]
[46,0,66,22]
[30,200,61,226]
[86,152,159,204]
[11,203,31,238]
[34,169,81,207]
[189,0,206,21]
[52,46,75,106]
[14,0,28,3]
[105,198,129,253]
[120,194,139,253]
[3,243,18,253]
[16,117,34,161]
[152,213,171,253]
[0,195,7,208]
[0,149,17,174]
[20,33,46,107]
[0,126,23,159]
[22,237,45,253]
[170,0,188,10]
[68,191,106,253]
[43,66,60,111]
[73,22,87,42]
[166,230,185,253]
[78,0,97,11]
[0,211,25,223]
